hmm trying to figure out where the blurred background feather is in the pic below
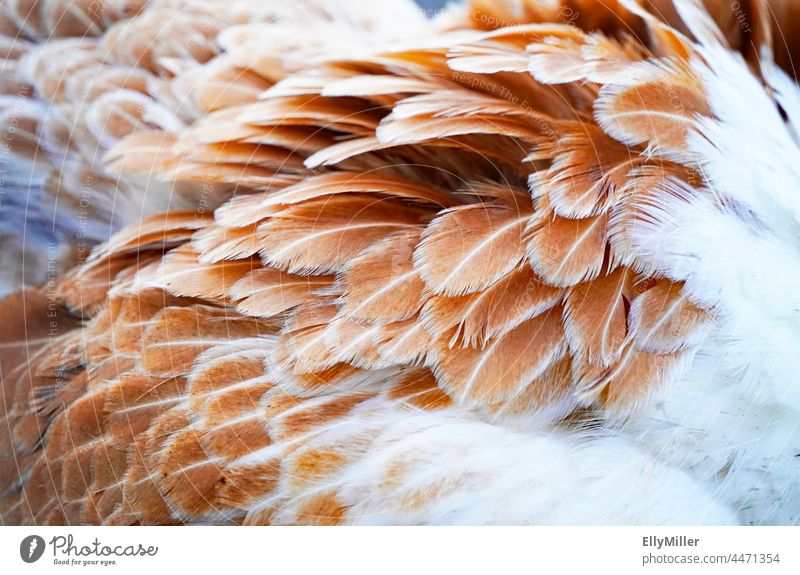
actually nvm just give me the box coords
[0,0,451,297]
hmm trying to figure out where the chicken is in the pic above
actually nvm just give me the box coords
[0,0,799,525]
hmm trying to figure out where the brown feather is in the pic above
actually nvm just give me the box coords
[526,211,608,287]
[563,266,633,367]
[257,194,425,274]
[595,61,710,158]
[422,266,562,348]
[415,203,530,296]
[230,268,332,318]
[629,280,710,354]
[433,308,567,406]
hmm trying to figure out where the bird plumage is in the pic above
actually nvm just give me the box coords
[1,0,799,525]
